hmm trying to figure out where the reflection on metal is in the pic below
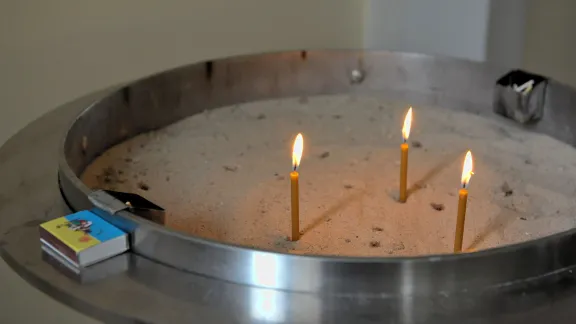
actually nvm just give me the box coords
[250,252,288,321]
[400,262,415,324]
[251,251,283,289]
[350,69,365,84]
[2,51,576,323]
[251,288,286,323]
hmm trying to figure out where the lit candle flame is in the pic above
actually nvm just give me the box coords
[461,150,474,188]
[402,107,413,142]
[292,133,304,171]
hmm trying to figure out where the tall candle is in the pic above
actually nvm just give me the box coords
[290,171,300,241]
[399,107,413,203]
[454,150,474,253]
[290,133,304,241]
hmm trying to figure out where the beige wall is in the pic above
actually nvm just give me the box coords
[523,0,576,87]
[0,0,363,144]
[0,1,362,323]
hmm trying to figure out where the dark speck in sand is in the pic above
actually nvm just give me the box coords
[332,114,342,119]
[372,226,383,232]
[393,242,405,251]
[100,167,118,184]
[501,181,513,196]
[138,182,150,191]
[223,165,238,172]
[430,203,445,211]
[412,140,423,148]
[345,239,351,243]
[369,116,377,122]
[320,151,330,159]
[520,217,527,220]
[524,159,532,165]
[103,166,115,176]
[124,157,133,163]
[256,113,266,120]
[344,184,353,189]
[165,176,170,182]
[369,241,381,248]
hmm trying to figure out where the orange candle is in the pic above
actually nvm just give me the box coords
[399,107,413,203]
[454,150,474,253]
[290,171,299,241]
[290,133,304,241]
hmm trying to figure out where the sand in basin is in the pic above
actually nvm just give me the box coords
[82,95,576,257]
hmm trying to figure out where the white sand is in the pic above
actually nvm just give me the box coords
[82,95,576,257]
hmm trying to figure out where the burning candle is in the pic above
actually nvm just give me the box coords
[290,133,304,241]
[399,107,413,203]
[454,150,474,253]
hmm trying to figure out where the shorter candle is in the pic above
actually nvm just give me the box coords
[399,107,413,203]
[290,133,304,241]
[454,150,474,253]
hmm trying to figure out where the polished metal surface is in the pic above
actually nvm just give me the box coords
[59,50,576,293]
[3,51,576,323]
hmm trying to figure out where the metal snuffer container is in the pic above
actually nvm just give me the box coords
[493,69,548,124]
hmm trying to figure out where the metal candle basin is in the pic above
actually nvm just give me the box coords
[3,50,576,323]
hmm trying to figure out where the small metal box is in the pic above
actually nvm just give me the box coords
[493,69,548,124]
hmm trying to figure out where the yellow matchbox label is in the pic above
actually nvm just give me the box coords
[40,217,101,253]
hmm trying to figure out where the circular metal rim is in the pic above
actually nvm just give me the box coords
[2,82,576,324]
[58,50,576,294]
